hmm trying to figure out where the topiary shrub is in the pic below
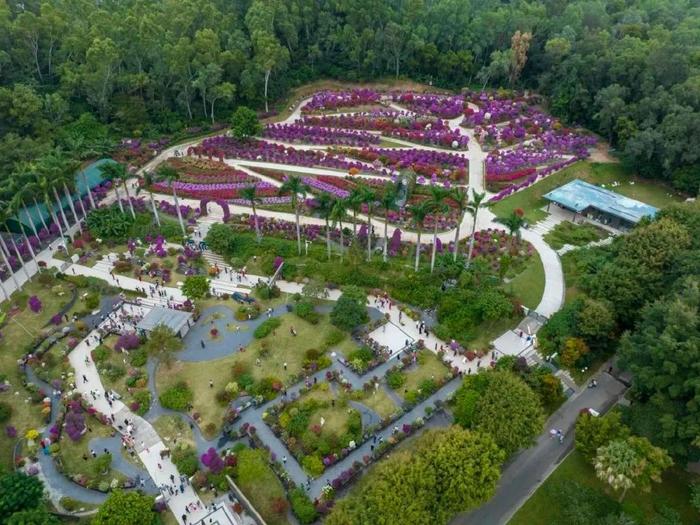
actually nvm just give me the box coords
[172,446,199,476]
[386,369,406,390]
[302,454,325,476]
[253,318,281,339]
[294,300,320,324]
[290,487,319,524]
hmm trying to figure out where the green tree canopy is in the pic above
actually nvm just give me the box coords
[326,427,504,525]
[144,325,184,357]
[456,369,545,457]
[330,285,368,331]
[91,490,159,525]
[181,275,211,299]
[230,106,261,139]
[0,472,46,522]
[575,411,630,461]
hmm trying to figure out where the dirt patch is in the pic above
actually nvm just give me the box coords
[588,143,619,163]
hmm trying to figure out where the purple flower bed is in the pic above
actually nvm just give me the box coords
[230,196,292,206]
[301,89,382,112]
[303,176,350,199]
[346,147,468,181]
[198,136,381,174]
[300,110,446,132]
[263,123,379,146]
[486,145,562,176]
[392,92,465,119]
[462,96,528,126]
[28,296,42,313]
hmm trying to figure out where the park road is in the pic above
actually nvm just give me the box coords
[452,371,628,525]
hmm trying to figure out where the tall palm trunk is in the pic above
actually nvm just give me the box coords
[82,171,96,209]
[251,203,260,241]
[171,186,186,237]
[0,237,19,293]
[414,228,422,272]
[76,192,88,221]
[22,202,39,239]
[113,185,124,214]
[44,197,66,247]
[0,276,7,301]
[325,219,331,260]
[8,233,31,283]
[452,217,462,262]
[294,198,302,255]
[149,191,161,227]
[466,214,479,268]
[366,211,372,261]
[352,209,358,236]
[339,220,344,262]
[32,197,49,232]
[383,215,390,262]
[122,180,136,219]
[20,226,40,273]
[52,187,74,241]
[63,184,82,234]
[430,221,439,273]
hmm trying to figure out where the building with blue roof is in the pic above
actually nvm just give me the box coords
[543,179,658,230]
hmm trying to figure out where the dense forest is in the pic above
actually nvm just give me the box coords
[0,0,699,193]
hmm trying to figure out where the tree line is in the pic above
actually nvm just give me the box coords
[0,0,698,192]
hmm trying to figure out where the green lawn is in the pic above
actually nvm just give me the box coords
[510,450,698,525]
[491,162,683,224]
[357,388,399,419]
[544,221,611,249]
[152,415,195,449]
[400,351,450,397]
[156,311,357,437]
[0,277,80,470]
[506,250,545,310]
[55,419,127,490]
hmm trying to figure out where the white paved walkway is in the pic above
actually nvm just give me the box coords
[68,316,208,525]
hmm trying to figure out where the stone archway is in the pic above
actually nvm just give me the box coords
[199,198,231,222]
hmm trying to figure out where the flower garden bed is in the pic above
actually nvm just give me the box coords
[391,92,466,119]
[339,147,468,181]
[263,123,380,147]
[301,89,382,113]
[459,229,535,276]
[264,384,364,477]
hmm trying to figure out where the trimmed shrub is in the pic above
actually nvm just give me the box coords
[159,382,193,411]
[253,318,281,339]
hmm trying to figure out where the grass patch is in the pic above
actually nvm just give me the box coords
[0,277,80,470]
[491,161,683,224]
[152,415,195,449]
[400,351,450,398]
[234,447,288,525]
[506,250,545,310]
[356,388,399,419]
[510,449,699,525]
[544,221,610,249]
[55,419,127,490]
[156,313,359,437]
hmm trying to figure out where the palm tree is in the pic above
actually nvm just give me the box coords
[100,162,135,218]
[142,171,162,227]
[156,164,186,236]
[0,204,31,284]
[240,185,262,242]
[408,201,430,272]
[78,164,96,210]
[37,155,74,241]
[465,190,487,268]
[38,151,83,235]
[426,186,451,273]
[33,172,67,247]
[494,209,526,243]
[450,186,469,262]
[347,187,365,237]
[360,185,377,261]
[316,193,335,260]
[379,182,398,262]
[278,175,310,255]
[331,198,348,261]
[8,197,40,274]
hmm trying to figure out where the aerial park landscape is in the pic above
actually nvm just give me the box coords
[0,1,698,525]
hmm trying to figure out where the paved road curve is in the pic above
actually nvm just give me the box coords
[451,371,628,525]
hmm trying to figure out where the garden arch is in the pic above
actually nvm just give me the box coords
[199,198,231,222]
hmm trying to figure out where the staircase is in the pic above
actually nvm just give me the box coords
[529,214,562,236]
